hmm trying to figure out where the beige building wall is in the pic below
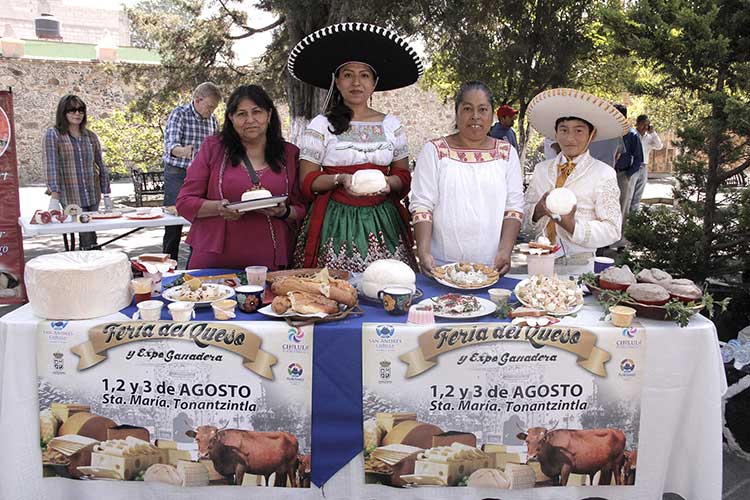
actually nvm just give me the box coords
[0,0,130,46]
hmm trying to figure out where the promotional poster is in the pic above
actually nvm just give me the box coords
[37,320,313,488]
[0,90,25,304]
[362,322,645,489]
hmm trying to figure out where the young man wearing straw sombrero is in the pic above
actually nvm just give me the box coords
[524,88,627,275]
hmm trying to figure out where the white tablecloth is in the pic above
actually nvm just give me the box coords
[0,302,726,500]
[18,214,190,237]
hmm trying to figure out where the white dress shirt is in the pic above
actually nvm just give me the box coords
[524,151,622,262]
[639,131,663,166]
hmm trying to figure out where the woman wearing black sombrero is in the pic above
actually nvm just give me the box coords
[287,23,423,272]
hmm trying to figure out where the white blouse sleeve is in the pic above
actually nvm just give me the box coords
[409,142,440,214]
[571,172,622,248]
[299,115,329,164]
[504,146,525,214]
[386,115,409,161]
[523,162,550,237]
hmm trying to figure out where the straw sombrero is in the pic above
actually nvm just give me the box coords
[287,23,423,91]
[527,88,629,142]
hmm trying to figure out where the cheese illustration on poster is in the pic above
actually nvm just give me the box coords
[37,320,313,487]
[0,106,9,158]
[362,322,646,489]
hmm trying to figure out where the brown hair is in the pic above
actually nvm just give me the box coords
[54,94,87,134]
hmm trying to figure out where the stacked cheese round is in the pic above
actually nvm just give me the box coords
[25,251,133,319]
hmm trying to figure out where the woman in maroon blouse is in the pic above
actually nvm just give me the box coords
[176,85,306,269]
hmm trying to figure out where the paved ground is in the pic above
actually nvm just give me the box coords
[3,178,750,498]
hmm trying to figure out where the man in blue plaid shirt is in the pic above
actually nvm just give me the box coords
[162,82,221,261]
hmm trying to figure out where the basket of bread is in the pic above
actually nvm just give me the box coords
[581,266,713,325]
[261,268,361,325]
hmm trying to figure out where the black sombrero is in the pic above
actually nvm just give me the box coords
[287,23,423,91]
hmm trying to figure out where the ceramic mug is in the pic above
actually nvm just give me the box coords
[235,285,264,313]
[378,286,415,315]
[132,300,164,321]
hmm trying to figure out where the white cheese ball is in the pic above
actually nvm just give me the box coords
[545,187,577,216]
[351,169,387,195]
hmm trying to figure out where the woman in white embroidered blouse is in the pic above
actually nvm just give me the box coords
[410,82,525,274]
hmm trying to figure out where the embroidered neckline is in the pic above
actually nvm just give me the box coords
[432,137,510,163]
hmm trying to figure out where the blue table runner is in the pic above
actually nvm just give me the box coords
[121,269,520,486]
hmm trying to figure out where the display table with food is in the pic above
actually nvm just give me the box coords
[19,209,190,251]
[0,258,726,500]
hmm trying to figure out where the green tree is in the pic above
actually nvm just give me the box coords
[89,102,173,177]
[421,0,629,154]
[607,0,750,283]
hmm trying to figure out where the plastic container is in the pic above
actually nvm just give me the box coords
[526,254,556,277]
[610,305,636,327]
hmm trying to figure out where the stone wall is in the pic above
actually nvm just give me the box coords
[1,55,456,186]
[0,57,138,185]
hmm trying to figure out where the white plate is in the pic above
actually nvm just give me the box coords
[418,296,496,319]
[225,196,288,213]
[431,263,499,290]
[257,303,330,319]
[162,283,235,307]
[513,278,583,316]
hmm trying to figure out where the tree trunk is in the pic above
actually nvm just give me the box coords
[701,71,726,280]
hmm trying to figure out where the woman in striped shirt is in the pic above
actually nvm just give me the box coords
[43,94,111,249]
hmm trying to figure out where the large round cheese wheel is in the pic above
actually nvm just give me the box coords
[362,259,416,299]
[25,251,133,319]
[58,412,116,441]
[382,421,443,449]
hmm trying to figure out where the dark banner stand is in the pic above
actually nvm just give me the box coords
[0,88,27,304]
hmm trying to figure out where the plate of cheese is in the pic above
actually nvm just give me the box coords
[431,262,499,289]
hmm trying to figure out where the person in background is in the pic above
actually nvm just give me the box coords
[43,94,111,250]
[631,114,663,213]
[588,136,624,168]
[524,88,624,275]
[612,104,643,248]
[489,104,519,151]
[175,85,305,269]
[411,81,524,274]
[288,23,422,272]
[162,82,221,262]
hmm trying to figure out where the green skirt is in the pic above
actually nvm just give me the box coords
[293,199,416,273]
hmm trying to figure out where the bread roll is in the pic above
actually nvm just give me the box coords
[288,291,339,314]
[271,295,291,314]
[271,276,356,306]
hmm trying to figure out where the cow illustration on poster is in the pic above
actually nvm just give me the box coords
[362,322,646,490]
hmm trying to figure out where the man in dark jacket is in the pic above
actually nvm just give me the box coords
[612,104,643,248]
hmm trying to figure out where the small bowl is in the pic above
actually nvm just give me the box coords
[211,299,237,320]
[669,292,702,304]
[598,277,631,291]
